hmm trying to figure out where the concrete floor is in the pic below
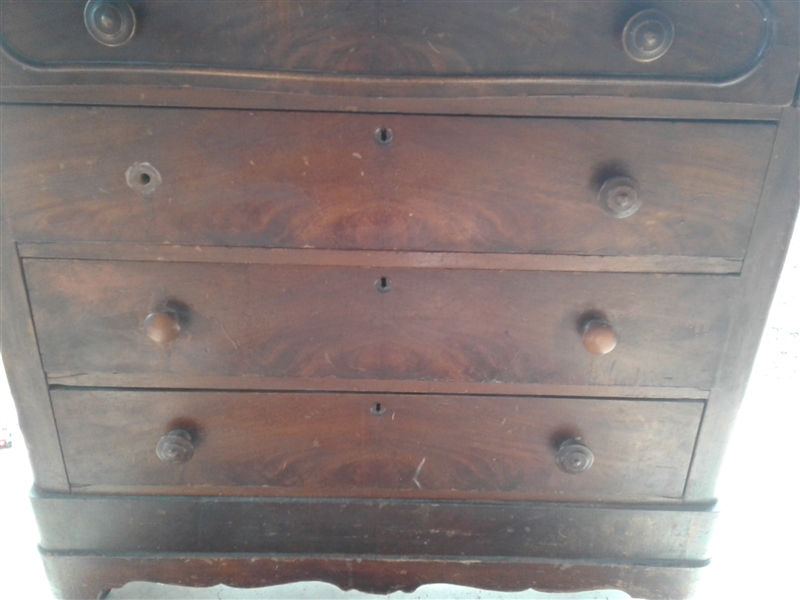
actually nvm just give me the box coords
[2,227,798,600]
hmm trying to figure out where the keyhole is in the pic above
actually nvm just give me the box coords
[126,162,162,194]
[375,276,391,292]
[374,126,394,145]
[371,403,387,416]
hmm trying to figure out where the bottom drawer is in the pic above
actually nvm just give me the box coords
[52,390,702,501]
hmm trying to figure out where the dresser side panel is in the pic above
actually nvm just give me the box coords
[684,107,800,500]
[0,209,68,491]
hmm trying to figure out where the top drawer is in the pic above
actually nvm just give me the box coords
[1,0,798,105]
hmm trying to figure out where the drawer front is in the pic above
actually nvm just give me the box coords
[2,0,795,104]
[51,389,703,501]
[1,106,775,259]
[26,259,735,389]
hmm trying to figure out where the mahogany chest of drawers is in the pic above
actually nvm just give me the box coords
[1,1,798,598]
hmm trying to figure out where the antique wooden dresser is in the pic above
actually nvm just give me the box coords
[1,1,798,599]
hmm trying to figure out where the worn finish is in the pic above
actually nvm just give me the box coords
[154,430,194,465]
[51,390,702,500]
[555,440,595,475]
[49,375,711,402]
[685,107,800,499]
[581,319,618,356]
[17,242,746,275]
[622,9,675,63]
[1,5,799,599]
[1,0,798,106]
[31,492,716,559]
[0,106,776,259]
[82,0,136,48]
[0,0,766,77]
[0,85,790,120]
[40,552,706,600]
[0,213,69,491]
[25,260,736,389]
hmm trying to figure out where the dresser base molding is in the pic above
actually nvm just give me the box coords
[31,493,716,560]
[33,493,713,599]
[41,551,706,600]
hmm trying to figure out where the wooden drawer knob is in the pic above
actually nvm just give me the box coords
[599,176,641,219]
[556,439,594,474]
[156,430,194,464]
[623,9,674,63]
[143,311,181,344]
[582,319,617,355]
[84,0,136,47]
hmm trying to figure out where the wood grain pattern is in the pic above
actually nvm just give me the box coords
[0,3,796,598]
[51,389,703,501]
[0,0,770,77]
[25,259,737,389]
[40,552,707,600]
[1,106,776,258]
[32,491,716,559]
[2,1,797,107]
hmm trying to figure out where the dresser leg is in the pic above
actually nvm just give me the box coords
[41,551,115,600]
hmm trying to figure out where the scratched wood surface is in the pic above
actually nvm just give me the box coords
[51,389,703,500]
[0,106,776,259]
[32,492,715,559]
[2,1,798,106]
[40,552,706,600]
[25,259,737,389]
[0,0,766,78]
[1,2,798,598]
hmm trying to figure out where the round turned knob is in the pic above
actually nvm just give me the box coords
[143,311,181,344]
[599,176,641,219]
[582,319,617,355]
[84,0,136,47]
[556,439,594,474]
[156,430,194,464]
[623,9,674,63]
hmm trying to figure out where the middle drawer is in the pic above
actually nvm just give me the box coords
[26,259,735,389]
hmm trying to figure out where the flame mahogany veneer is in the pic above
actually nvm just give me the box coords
[1,1,799,598]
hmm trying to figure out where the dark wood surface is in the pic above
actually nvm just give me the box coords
[48,374,710,402]
[1,5,798,597]
[2,0,798,106]
[26,259,737,389]
[684,107,800,499]
[1,106,776,258]
[31,491,715,598]
[17,242,744,275]
[0,0,766,77]
[50,390,702,500]
[31,492,716,560]
[0,211,69,491]
[0,84,789,121]
[41,552,707,600]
